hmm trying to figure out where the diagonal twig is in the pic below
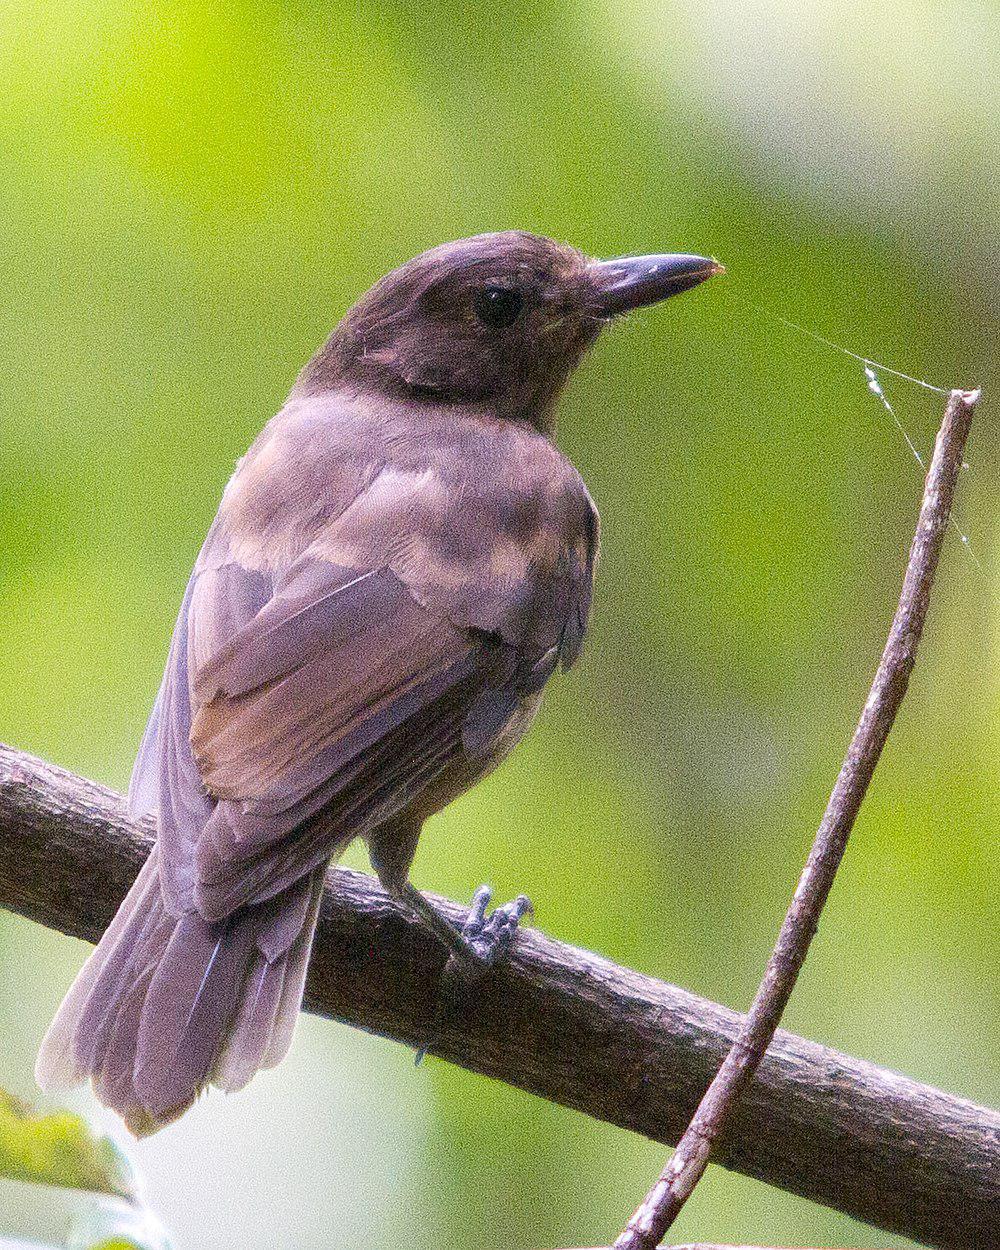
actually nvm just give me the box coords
[614,388,982,1250]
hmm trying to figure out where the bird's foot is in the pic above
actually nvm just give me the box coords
[448,884,533,979]
[414,885,532,1065]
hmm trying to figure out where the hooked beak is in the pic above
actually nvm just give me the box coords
[589,252,724,317]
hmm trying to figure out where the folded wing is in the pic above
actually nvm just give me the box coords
[140,431,597,928]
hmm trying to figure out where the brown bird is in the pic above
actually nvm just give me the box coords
[36,231,721,1134]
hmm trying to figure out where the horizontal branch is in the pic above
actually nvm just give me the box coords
[1,743,997,1249]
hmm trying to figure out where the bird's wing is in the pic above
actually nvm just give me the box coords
[139,410,597,923]
[187,552,504,919]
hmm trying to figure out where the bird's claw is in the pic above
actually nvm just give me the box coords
[414,885,533,1065]
[453,885,533,975]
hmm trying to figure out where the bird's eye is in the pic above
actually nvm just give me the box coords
[474,285,523,328]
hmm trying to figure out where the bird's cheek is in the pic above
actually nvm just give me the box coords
[375,336,496,397]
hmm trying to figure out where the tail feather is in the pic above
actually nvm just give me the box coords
[133,913,254,1120]
[37,852,162,1091]
[94,966,159,1135]
[213,868,325,1090]
[36,850,324,1135]
[263,871,324,1069]
[78,889,172,1078]
[210,954,286,1092]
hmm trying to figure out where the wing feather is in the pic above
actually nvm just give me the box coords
[135,398,598,926]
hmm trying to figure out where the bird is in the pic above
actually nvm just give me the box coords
[36,231,721,1134]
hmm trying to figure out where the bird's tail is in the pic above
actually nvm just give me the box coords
[36,848,324,1136]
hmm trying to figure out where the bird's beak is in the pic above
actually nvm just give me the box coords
[588,253,724,317]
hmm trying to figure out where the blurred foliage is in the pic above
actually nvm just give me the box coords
[0,1196,170,1250]
[0,1092,167,1250]
[0,1,997,1248]
[0,1092,134,1202]
[66,1200,171,1250]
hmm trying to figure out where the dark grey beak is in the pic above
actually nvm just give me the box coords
[589,253,724,316]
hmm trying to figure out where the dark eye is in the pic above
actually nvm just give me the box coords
[474,285,523,328]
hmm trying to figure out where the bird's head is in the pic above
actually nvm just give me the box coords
[298,231,722,430]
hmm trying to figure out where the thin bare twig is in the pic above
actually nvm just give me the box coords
[614,388,981,1250]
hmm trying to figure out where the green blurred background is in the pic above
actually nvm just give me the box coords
[1,0,997,1246]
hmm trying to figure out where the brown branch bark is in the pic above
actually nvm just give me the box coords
[615,388,983,1249]
[0,741,997,1249]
